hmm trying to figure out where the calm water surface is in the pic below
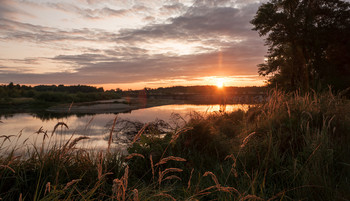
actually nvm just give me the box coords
[0,104,250,153]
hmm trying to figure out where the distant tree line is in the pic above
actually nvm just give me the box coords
[34,84,104,93]
[124,86,267,97]
[251,0,350,92]
[0,82,121,103]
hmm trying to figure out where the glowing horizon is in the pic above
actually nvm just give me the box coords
[0,0,267,88]
[1,75,265,91]
[92,75,265,90]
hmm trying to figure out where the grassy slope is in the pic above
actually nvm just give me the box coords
[0,89,349,200]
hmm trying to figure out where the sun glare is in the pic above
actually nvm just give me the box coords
[216,78,225,88]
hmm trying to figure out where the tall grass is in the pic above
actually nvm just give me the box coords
[235,89,350,200]
[0,89,349,200]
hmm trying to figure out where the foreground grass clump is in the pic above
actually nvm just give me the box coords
[237,90,350,200]
[1,89,349,200]
[0,136,125,200]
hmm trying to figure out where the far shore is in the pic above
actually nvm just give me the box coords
[46,98,190,114]
[1,96,260,116]
[45,97,241,114]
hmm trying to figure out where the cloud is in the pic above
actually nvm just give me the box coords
[159,3,188,16]
[117,2,259,45]
[0,39,266,85]
[0,0,15,19]
[0,18,121,45]
[1,1,259,45]
[0,0,267,88]
[0,0,37,20]
[47,3,146,19]
[0,58,39,65]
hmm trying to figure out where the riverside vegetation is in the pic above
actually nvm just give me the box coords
[0,83,265,115]
[0,83,122,113]
[0,89,349,200]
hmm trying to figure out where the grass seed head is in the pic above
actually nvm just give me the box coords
[150,154,155,180]
[133,189,139,201]
[52,122,69,136]
[131,123,148,145]
[64,179,81,190]
[241,132,256,148]
[125,153,145,160]
[155,156,186,166]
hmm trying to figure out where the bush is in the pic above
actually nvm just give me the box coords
[35,92,72,102]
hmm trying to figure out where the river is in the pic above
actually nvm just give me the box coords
[0,104,251,154]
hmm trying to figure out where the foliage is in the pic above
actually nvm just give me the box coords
[0,90,349,200]
[124,85,267,97]
[240,89,350,199]
[126,89,350,200]
[0,135,124,200]
[34,84,104,93]
[251,0,350,92]
[0,83,121,112]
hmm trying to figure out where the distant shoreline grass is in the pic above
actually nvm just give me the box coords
[0,83,122,114]
[0,83,267,115]
[0,89,349,200]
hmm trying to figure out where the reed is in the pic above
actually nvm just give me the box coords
[108,116,118,153]
[0,89,349,200]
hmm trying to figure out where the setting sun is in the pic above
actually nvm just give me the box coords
[216,78,225,88]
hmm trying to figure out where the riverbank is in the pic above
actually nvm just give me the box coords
[43,98,182,114]
[45,97,227,114]
[0,84,122,114]
[0,90,349,200]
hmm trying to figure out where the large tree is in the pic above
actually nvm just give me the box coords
[251,0,350,91]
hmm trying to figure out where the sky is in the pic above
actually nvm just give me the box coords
[0,0,268,90]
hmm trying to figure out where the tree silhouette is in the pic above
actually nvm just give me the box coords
[251,0,350,91]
